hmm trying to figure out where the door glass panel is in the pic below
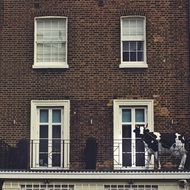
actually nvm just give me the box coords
[122,125,132,167]
[40,110,48,123]
[122,109,131,122]
[52,109,61,123]
[135,123,145,166]
[135,109,145,122]
[52,125,61,138]
[52,153,61,167]
[40,125,48,138]
[39,153,48,166]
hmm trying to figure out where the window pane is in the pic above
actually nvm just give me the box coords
[40,110,48,123]
[130,52,136,61]
[122,109,131,122]
[39,139,48,152]
[52,125,61,138]
[123,153,131,167]
[123,41,129,51]
[37,20,43,30]
[43,43,51,62]
[123,52,129,61]
[39,153,48,166]
[137,19,144,35]
[51,43,59,62]
[44,20,51,29]
[138,52,144,61]
[52,139,61,152]
[37,43,43,62]
[52,19,59,29]
[135,109,145,122]
[52,153,61,167]
[130,41,136,51]
[40,125,48,138]
[122,125,131,138]
[137,41,143,51]
[52,110,61,123]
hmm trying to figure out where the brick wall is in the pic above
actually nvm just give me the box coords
[0,0,189,169]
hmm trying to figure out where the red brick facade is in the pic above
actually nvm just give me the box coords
[0,0,190,169]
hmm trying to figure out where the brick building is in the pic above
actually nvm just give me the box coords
[0,0,190,190]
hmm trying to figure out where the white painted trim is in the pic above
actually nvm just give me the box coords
[113,99,154,169]
[120,16,147,68]
[119,62,148,68]
[33,16,68,69]
[0,171,189,180]
[32,63,69,69]
[30,100,70,169]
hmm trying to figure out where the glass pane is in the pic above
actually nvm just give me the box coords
[52,110,61,123]
[39,153,48,166]
[123,41,129,51]
[37,31,43,41]
[138,52,144,61]
[123,153,131,167]
[135,109,145,122]
[44,20,51,29]
[40,110,48,123]
[40,125,48,138]
[123,52,129,61]
[52,19,59,29]
[58,43,66,62]
[52,153,61,167]
[122,125,131,138]
[51,30,59,41]
[52,139,61,152]
[37,20,43,30]
[39,139,48,152]
[59,19,66,29]
[137,41,143,51]
[37,43,43,62]
[122,109,131,122]
[130,52,136,61]
[43,30,51,41]
[130,41,136,51]
[122,139,131,152]
[43,43,51,62]
[52,125,61,138]
[51,43,58,62]
[137,19,144,35]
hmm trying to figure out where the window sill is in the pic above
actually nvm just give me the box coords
[119,62,148,69]
[32,63,69,69]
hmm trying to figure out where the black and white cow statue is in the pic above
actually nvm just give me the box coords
[134,126,187,170]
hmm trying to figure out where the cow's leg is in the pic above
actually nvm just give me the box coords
[154,151,161,169]
[178,153,187,170]
[145,152,151,169]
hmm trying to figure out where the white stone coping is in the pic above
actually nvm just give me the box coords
[0,170,190,180]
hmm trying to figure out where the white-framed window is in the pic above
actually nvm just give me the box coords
[33,16,68,69]
[21,184,74,190]
[113,99,154,169]
[30,100,70,169]
[120,16,147,68]
[104,184,158,190]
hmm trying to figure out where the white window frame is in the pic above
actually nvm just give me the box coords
[33,16,68,69]
[104,184,158,190]
[120,16,147,68]
[30,100,70,169]
[113,99,154,169]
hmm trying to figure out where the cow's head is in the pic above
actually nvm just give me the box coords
[133,125,150,137]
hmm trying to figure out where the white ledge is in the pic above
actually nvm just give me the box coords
[0,170,190,180]
[119,63,148,68]
[32,63,69,69]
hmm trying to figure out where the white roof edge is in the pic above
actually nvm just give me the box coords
[0,171,190,180]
